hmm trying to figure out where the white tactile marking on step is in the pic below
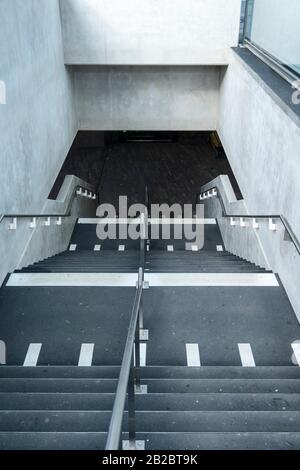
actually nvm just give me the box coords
[167,245,174,252]
[186,344,201,367]
[78,343,94,367]
[291,343,300,366]
[238,343,256,367]
[7,273,138,287]
[216,245,224,252]
[134,343,147,367]
[94,245,101,252]
[69,244,77,251]
[23,343,42,367]
[118,245,125,252]
[144,273,279,287]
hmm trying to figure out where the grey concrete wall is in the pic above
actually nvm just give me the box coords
[0,0,77,214]
[217,50,300,321]
[74,66,221,131]
[60,0,242,65]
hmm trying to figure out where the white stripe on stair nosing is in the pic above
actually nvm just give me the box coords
[94,245,101,251]
[7,272,279,287]
[134,343,147,367]
[186,344,201,367]
[118,245,125,252]
[78,218,216,225]
[167,245,174,252]
[69,244,77,251]
[78,343,94,367]
[216,245,224,252]
[238,343,256,367]
[23,343,42,367]
[291,343,300,366]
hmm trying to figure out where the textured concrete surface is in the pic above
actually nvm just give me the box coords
[217,50,300,321]
[74,66,221,131]
[60,0,242,65]
[0,0,77,213]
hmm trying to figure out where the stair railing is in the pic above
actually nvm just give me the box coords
[197,186,300,256]
[0,185,97,227]
[105,192,148,451]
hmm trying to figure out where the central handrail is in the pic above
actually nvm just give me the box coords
[198,186,300,256]
[105,187,148,450]
[105,267,144,450]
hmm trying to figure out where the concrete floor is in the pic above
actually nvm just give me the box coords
[50,131,241,206]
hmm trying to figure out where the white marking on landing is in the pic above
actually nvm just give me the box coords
[23,343,42,367]
[145,273,279,287]
[69,244,77,251]
[94,245,101,252]
[7,272,279,287]
[78,343,94,367]
[216,245,224,252]
[186,344,201,367]
[118,245,125,251]
[238,343,256,367]
[7,273,137,287]
[78,218,216,225]
[291,343,300,366]
[134,343,147,367]
[167,245,174,252]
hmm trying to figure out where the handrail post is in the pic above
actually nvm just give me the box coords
[127,350,136,448]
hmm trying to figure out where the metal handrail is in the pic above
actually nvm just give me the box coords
[198,186,300,256]
[105,267,144,450]
[105,189,148,450]
[0,185,96,224]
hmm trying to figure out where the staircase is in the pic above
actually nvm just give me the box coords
[0,216,299,450]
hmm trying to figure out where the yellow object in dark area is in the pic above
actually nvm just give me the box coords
[210,131,222,149]
[210,131,225,158]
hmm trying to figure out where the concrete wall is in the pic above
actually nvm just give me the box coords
[0,0,77,214]
[74,66,221,131]
[217,50,300,320]
[60,0,242,65]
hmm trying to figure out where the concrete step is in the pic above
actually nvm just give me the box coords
[0,410,300,432]
[1,392,300,411]
[142,379,300,394]
[0,366,299,379]
[0,378,118,393]
[0,431,299,450]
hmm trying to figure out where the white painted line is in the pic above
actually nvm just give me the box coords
[186,344,201,367]
[216,245,224,252]
[167,245,174,252]
[7,273,138,287]
[149,218,216,225]
[238,343,256,367]
[134,343,147,367]
[78,218,141,225]
[7,272,279,287]
[94,245,101,252]
[69,244,77,251]
[291,343,300,366]
[144,273,279,287]
[78,343,94,367]
[23,343,42,367]
[78,218,216,225]
[118,245,125,252]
